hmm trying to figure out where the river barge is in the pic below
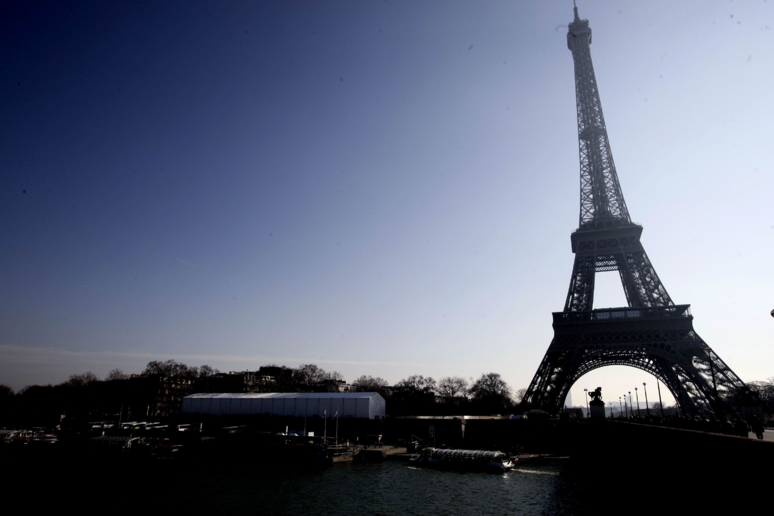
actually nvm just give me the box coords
[410,448,516,473]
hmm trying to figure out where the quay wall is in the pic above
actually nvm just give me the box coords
[568,422,774,513]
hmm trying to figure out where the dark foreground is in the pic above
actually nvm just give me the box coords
[4,446,582,516]
[6,420,773,515]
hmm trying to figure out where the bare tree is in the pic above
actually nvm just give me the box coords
[105,369,128,381]
[327,370,344,382]
[66,372,99,387]
[437,376,469,399]
[395,375,437,395]
[293,364,329,387]
[513,388,527,404]
[143,359,198,379]
[351,375,389,393]
[198,365,220,378]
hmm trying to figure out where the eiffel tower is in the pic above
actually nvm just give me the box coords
[521,5,746,416]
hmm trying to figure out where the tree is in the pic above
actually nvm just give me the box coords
[469,373,513,414]
[290,364,344,392]
[198,365,220,378]
[258,364,295,391]
[105,369,128,381]
[351,375,389,393]
[437,376,469,399]
[663,403,680,416]
[0,384,16,427]
[293,364,329,388]
[17,384,60,427]
[143,359,198,379]
[513,388,527,404]
[66,372,99,388]
[395,375,437,395]
[391,375,437,415]
[327,370,344,382]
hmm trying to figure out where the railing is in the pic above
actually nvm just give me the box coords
[553,304,691,324]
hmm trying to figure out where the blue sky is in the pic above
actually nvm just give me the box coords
[2,1,773,407]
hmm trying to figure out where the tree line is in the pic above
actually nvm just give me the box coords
[5,361,768,428]
[0,360,529,427]
[0,361,224,429]
[357,373,528,416]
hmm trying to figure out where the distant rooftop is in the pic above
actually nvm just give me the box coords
[185,392,382,400]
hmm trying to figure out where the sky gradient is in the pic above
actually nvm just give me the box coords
[2,1,773,408]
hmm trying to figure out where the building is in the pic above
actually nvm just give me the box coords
[128,374,194,417]
[181,392,386,419]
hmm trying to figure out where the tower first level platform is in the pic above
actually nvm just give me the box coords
[525,305,745,415]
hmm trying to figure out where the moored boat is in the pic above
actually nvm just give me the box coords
[410,448,516,473]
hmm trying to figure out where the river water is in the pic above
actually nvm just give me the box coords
[175,460,582,515]
[6,449,583,515]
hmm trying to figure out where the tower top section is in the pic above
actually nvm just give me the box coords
[567,4,591,49]
[566,5,632,230]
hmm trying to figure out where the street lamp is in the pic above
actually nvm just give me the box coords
[635,387,641,417]
[623,395,628,419]
[643,382,650,417]
[628,391,632,418]
[584,388,589,418]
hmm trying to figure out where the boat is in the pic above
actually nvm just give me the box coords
[324,443,355,464]
[3,429,58,445]
[410,448,516,473]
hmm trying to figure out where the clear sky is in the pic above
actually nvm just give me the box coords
[2,1,773,408]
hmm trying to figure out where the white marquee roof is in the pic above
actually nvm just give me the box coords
[184,392,383,400]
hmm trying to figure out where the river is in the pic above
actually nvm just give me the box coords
[6,449,583,515]
[170,460,581,515]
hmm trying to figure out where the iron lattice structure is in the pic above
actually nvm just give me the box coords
[522,7,746,415]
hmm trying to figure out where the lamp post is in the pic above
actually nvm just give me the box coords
[656,380,664,418]
[635,387,641,417]
[628,391,632,418]
[584,388,589,418]
[643,382,650,417]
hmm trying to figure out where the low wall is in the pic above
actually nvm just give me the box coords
[568,421,774,513]
[464,419,570,454]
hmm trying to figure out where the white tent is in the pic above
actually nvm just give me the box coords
[181,392,386,419]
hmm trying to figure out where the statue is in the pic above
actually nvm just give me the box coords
[587,387,605,419]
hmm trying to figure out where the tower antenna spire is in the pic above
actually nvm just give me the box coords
[573,0,580,22]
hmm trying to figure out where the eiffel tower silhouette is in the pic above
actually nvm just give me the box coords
[521,5,746,415]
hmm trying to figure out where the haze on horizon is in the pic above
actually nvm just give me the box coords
[2,1,772,408]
